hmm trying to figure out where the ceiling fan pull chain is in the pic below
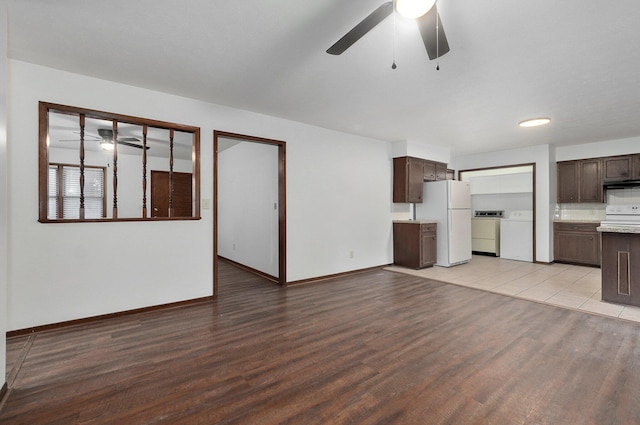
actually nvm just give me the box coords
[436,2,440,70]
[392,5,397,69]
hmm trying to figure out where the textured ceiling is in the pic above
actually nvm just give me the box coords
[8,0,640,155]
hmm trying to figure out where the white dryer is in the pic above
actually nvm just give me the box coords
[500,211,533,262]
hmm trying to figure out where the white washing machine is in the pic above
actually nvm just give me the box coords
[500,210,533,262]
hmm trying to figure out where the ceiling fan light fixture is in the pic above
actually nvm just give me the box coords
[100,141,114,151]
[518,117,551,128]
[395,0,436,19]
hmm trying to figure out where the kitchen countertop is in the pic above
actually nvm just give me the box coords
[553,219,602,223]
[393,220,438,224]
[597,226,640,234]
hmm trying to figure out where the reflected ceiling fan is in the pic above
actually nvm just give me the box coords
[60,128,149,150]
[326,0,450,62]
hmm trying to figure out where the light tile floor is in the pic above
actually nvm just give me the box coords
[385,255,640,323]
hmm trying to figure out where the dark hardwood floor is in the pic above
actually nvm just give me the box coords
[2,260,640,424]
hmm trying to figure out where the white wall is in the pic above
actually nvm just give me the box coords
[556,136,640,161]
[218,142,279,276]
[7,60,393,330]
[454,144,553,263]
[0,0,8,383]
[471,193,533,218]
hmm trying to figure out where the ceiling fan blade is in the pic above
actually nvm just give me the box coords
[417,5,450,60]
[70,131,101,140]
[327,2,393,55]
[117,137,141,142]
[116,140,149,150]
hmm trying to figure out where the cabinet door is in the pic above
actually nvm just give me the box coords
[602,232,640,306]
[633,154,640,179]
[393,157,424,203]
[603,156,632,181]
[435,163,447,180]
[579,159,603,202]
[421,232,437,266]
[557,161,579,203]
[422,160,436,181]
[393,223,421,268]
[408,158,424,202]
[554,232,599,266]
[446,169,455,180]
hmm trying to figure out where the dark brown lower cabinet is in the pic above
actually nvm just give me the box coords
[553,222,600,267]
[393,222,437,269]
[601,232,640,307]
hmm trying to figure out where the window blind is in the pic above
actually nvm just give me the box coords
[48,164,105,219]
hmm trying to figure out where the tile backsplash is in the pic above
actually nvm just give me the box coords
[556,188,640,220]
[606,187,640,205]
[556,203,606,220]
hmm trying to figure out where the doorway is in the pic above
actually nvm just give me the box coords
[213,131,286,296]
[459,164,536,262]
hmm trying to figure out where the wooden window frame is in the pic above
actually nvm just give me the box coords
[39,101,201,223]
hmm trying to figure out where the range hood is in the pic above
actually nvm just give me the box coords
[603,180,640,189]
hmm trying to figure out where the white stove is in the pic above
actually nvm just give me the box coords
[600,205,640,228]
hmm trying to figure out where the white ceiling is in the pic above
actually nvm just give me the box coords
[8,0,640,156]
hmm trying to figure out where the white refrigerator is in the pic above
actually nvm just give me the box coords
[415,180,472,267]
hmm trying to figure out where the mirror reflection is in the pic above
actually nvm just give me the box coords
[40,103,200,221]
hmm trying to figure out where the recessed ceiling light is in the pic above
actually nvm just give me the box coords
[518,118,551,128]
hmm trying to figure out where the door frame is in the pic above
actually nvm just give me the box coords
[213,130,287,296]
[458,163,536,262]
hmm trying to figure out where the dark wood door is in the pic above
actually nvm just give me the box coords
[557,161,579,203]
[151,171,192,217]
[579,159,603,203]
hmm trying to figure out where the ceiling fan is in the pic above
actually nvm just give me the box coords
[60,128,149,150]
[326,0,450,62]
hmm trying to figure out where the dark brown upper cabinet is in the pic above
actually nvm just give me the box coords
[557,160,580,203]
[393,156,451,203]
[393,157,424,203]
[557,159,603,203]
[39,102,201,222]
[435,163,447,181]
[579,159,603,202]
[422,161,436,181]
[603,155,633,181]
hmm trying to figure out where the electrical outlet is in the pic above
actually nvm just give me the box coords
[349,250,354,259]
[202,198,211,210]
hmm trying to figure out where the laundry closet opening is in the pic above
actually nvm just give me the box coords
[213,131,286,296]
[459,164,536,263]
